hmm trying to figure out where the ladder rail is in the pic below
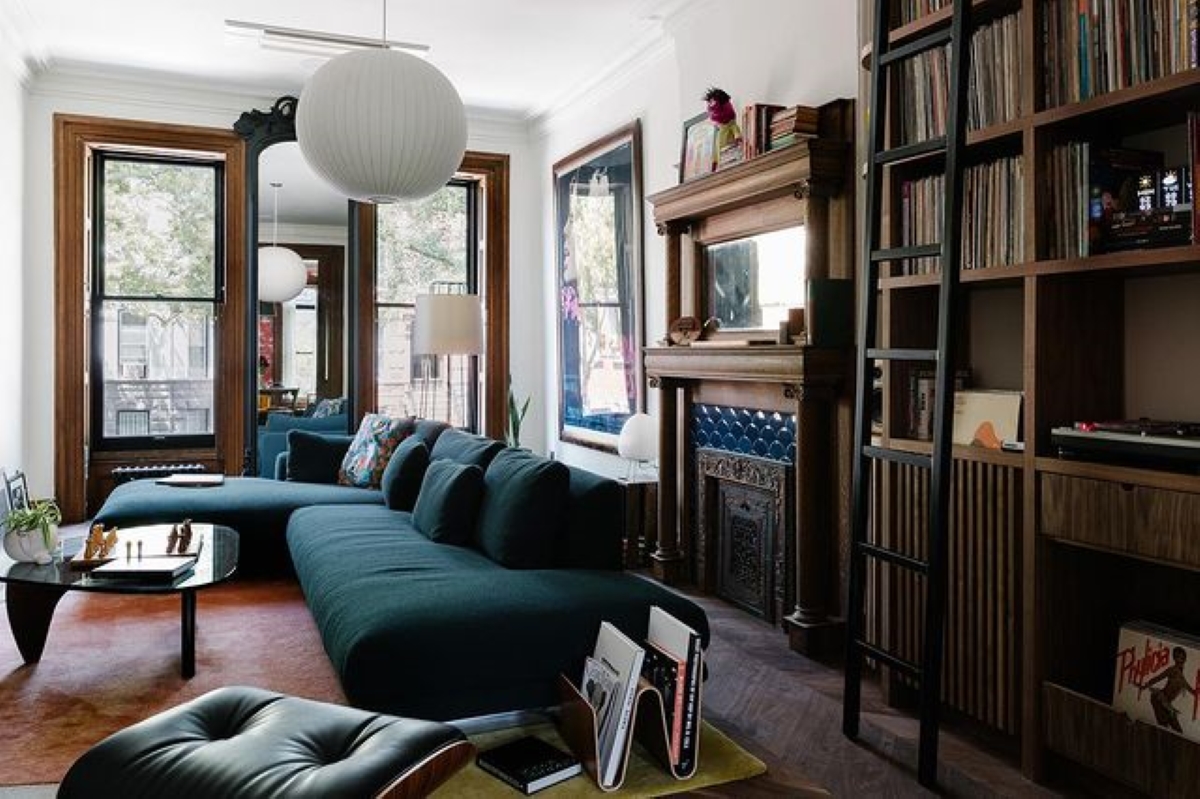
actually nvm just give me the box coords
[841,0,893,743]
[917,0,973,786]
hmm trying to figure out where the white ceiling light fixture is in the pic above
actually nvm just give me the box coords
[258,182,307,304]
[295,1,467,204]
[224,19,430,60]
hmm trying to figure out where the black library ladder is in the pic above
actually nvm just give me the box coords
[843,0,974,788]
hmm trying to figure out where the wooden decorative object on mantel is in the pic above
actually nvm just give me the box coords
[642,99,856,659]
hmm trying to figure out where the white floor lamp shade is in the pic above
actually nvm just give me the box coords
[258,246,308,303]
[413,294,483,355]
[297,49,468,203]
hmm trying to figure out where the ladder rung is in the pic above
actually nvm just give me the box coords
[874,137,947,166]
[879,28,954,66]
[857,541,929,574]
[866,347,938,362]
[870,244,941,263]
[855,640,923,679]
[863,446,932,469]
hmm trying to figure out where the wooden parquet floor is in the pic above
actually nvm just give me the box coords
[689,593,1061,798]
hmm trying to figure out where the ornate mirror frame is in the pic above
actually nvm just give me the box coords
[233,96,358,474]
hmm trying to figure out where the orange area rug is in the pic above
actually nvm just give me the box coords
[0,579,345,785]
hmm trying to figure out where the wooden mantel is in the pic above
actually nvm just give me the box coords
[647,139,846,230]
[642,99,856,658]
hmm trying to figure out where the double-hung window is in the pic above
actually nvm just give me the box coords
[91,152,223,450]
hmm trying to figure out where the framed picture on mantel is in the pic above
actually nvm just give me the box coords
[553,121,645,453]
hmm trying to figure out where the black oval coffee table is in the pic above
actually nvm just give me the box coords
[0,523,238,678]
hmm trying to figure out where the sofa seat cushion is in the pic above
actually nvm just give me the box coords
[287,505,710,721]
[95,477,383,574]
[475,449,570,569]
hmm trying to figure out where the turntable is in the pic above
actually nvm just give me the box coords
[1051,419,1200,470]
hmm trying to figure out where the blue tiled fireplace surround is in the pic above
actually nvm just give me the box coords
[692,404,797,464]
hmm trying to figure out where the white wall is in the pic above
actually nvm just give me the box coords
[0,33,26,475]
[533,0,858,477]
[19,67,535,496]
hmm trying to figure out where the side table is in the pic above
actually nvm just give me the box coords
[617,476,658,570]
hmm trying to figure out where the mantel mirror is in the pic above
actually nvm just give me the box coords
[235,97,355,476]
[553,121,644,452]
[705,225,806,333]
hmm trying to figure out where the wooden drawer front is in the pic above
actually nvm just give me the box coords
[1039,473,1200,568]
[1044,682,1200,797]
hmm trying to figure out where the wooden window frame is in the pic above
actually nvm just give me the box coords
[354,151,510,439]
[54,114,246,520]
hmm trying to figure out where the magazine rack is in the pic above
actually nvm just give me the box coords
[556,668,703,792]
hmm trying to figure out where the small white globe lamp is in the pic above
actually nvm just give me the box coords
[296,47,467,203]
[618,412,658,480]
[258,182,307,303]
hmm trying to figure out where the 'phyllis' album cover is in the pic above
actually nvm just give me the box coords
[1113,621,1200,742]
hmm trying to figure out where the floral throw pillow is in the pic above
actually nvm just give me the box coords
[338,414,413,488]
[310,397,347,419]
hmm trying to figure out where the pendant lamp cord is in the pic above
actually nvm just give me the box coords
[270,181,281,247]
[381,0,387,46]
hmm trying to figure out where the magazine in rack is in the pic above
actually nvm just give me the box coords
[558,606,704,791]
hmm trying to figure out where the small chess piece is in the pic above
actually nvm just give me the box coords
[100,529,118,559]
[178,519,193,553]
[85,524,103,560]
[137,540,143,560]
[167,524,179,555]
[125,540,132,561]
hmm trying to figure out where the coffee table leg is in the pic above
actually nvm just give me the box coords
[6,583,68,663]
[181,589,196,679]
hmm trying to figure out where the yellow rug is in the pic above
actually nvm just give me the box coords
[432,720,766,797]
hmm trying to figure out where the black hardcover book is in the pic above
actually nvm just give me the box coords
[476,736,581,795]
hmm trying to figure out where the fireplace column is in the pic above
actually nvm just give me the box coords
[649,375,686,584]
[783,382,843,655]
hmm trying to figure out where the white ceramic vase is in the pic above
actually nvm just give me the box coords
[3,524,58,565]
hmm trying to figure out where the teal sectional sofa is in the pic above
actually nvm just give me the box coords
[92,424,710,721]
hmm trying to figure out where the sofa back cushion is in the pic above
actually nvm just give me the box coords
[265,412,348,433]
[475,449,570,569]
[558,466,625,570]
[339,414,414,488]
[429,428,504,470]
[381,436,430,511]
[286,431,355,484]
[413,460,485,545]
[413,419,450,452]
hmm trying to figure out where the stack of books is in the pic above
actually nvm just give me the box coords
[765,105,819,152]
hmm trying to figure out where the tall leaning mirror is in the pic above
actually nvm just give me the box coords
[235,97,355,476]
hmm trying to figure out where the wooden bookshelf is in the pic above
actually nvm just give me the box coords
[861,0,1200,787]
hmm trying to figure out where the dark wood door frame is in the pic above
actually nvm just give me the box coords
[53,114,246,522]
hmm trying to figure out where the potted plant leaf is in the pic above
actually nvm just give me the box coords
[507,378,531,449]
[3,498,62,565]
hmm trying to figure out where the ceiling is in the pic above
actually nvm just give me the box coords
[5,0,692,118]
[5,0,699,229]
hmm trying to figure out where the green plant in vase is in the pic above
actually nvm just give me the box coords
[506,378,531,449]
[4,498,62,564]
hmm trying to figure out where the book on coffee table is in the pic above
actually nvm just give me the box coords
[476,735,581,794]
[90,556,196,582]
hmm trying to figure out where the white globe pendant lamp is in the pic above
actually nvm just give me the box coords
[258,182,307,303]
[296,2,467,203]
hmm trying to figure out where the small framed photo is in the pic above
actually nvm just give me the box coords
[5,469,30,511]
[679,112,716,183]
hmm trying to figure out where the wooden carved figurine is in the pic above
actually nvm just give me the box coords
[100,528,118,559]
[84,524,104,560]
[167,524,180,555]
[178,519,193,553]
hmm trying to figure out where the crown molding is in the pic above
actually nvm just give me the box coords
[0,0,46,86]
[527,35,674,139]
